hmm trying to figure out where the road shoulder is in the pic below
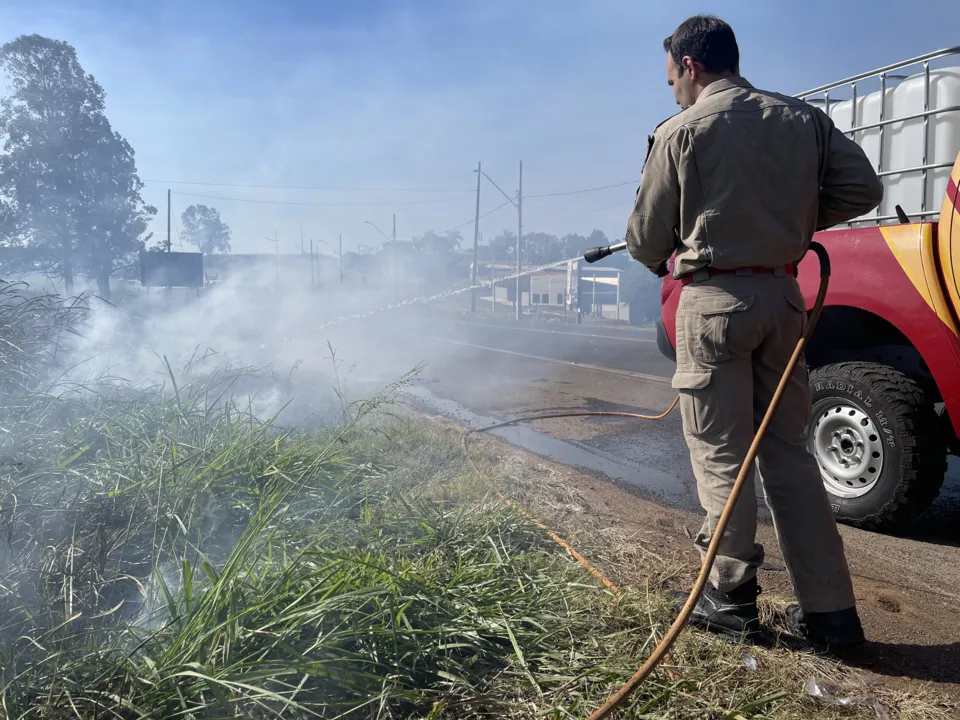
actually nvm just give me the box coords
[442,410,960,709]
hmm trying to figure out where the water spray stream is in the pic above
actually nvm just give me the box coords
[313,256,585,331]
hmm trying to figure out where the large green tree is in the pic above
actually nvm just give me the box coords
[0,34,156,295]
[181,204,231,254]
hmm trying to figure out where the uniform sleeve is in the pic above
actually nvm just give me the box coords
[624,127,682,273]
[816,110,884,229]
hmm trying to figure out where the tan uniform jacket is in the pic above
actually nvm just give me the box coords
[625,76,883,277]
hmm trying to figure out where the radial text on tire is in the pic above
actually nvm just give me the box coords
[806,361,947,531]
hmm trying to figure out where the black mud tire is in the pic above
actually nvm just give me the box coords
[807,361,947,531]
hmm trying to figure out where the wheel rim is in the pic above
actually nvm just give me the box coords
[809,400,885,499]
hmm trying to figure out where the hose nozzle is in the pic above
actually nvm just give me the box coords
[583,241,627,264]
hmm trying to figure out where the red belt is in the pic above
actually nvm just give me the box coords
[679,264,797,285]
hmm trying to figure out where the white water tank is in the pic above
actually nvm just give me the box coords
[823,66,960,223]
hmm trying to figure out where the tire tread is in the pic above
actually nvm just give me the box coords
[809,361,947,530]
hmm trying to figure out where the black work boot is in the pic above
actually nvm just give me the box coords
[785,603,865,647]
[669,577,761,640]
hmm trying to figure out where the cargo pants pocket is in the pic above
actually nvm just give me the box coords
[782,291,813,427]
[694,295,754,364]
[673,369,722,438]
[783,291,808,333]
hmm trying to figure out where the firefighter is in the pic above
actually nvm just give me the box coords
[625,15,883,644]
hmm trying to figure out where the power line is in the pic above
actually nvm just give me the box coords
[369,199,515,244]
[158,176,638,248]
[146,179,477,193]
[170,191,482,208]
[412,186,631,241]
[525,180,639,199]
[443,199,514,233]
[155,178,639,202]
[440,181,636,236]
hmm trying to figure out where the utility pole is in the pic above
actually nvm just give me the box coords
[516,160,522,321]
[339,234,343,284]
[300,226,304,254]
[310,238,314,288]
[166,189,172,252]
[472,165,521,321]
[274,230,279,285]
[471,161,481,313]
[392,214,397,303]
[165,189,172,296]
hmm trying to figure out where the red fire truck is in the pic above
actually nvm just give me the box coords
[657,48,960,531]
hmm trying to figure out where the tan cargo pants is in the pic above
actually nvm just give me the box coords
[673,271,856,613]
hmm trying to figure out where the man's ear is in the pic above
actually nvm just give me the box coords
[681,56,700,79]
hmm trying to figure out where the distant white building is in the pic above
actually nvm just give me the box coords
[479,263,629,321]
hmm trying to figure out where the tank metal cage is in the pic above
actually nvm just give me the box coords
[797,46,960,226]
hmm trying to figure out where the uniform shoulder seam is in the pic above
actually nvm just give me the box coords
[658,96,818,143]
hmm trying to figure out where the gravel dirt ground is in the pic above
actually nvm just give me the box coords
[454,419,960,707]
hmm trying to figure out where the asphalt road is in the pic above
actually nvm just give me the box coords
[314,307,960,547]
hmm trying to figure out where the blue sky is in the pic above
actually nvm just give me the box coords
[0,1,957,256]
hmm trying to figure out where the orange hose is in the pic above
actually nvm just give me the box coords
[502,498,621,596]
[474,395,679,434]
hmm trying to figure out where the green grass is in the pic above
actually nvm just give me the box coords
[0,279,951,719]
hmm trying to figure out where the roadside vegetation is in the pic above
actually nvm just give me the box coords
[0,279,950,719]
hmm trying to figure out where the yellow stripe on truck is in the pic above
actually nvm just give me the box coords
[937,154,960,327]
[880,222,959,337]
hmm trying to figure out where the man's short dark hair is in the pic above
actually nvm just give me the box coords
[662,15,739,75]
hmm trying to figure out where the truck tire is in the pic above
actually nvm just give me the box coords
[807,361,947,531]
